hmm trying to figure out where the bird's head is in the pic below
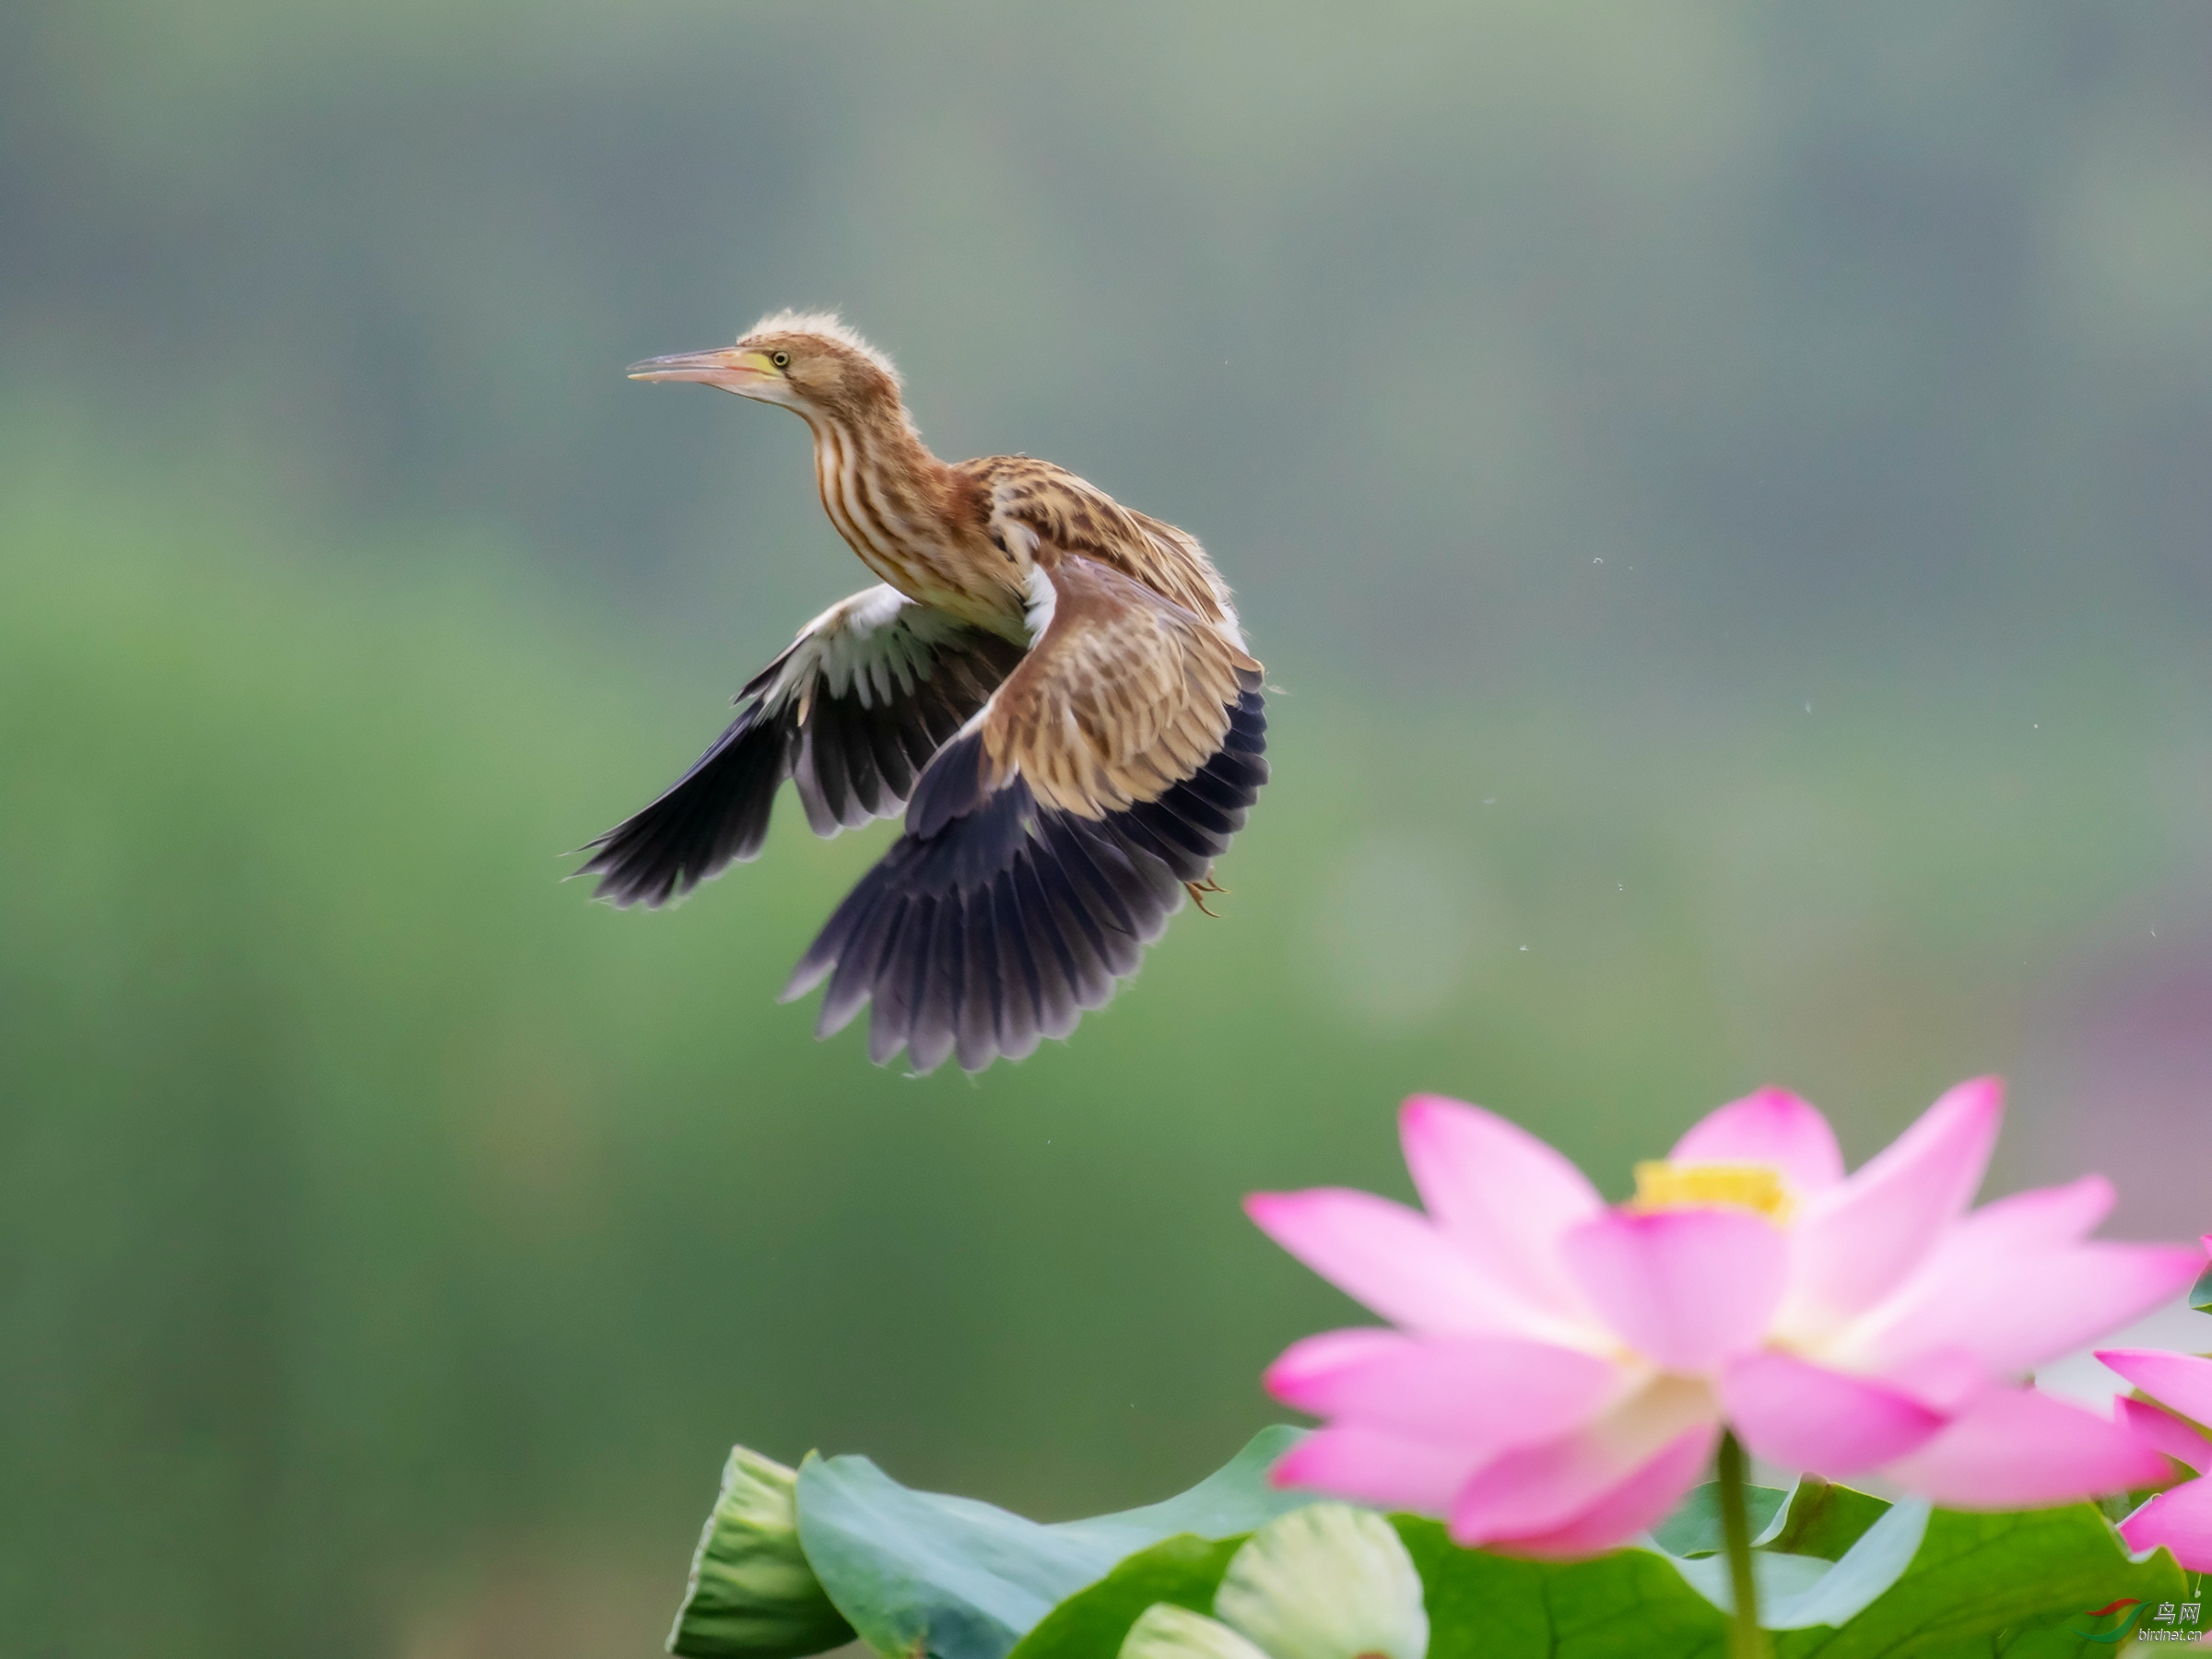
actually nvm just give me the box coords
[628,310,901,421]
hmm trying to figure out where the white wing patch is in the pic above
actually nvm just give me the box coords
[760,584,973,712]
[1020,562,1058,644]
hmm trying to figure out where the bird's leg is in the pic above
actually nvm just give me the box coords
[1185,876,1229,917]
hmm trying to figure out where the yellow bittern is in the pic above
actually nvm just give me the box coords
[580,312,1267,1074]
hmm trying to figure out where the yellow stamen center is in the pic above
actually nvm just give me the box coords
[1629,1161,1794,1222]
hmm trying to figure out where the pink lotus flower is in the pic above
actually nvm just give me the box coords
[2095,1336,2212,1571]
[1247,1079,2203,1558]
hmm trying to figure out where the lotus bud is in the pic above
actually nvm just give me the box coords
[669,1446,856,1659]
[1119,1505,1427,1659]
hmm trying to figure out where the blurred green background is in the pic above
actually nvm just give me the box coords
[5,3,2212,1653]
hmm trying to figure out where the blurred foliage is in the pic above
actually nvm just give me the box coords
[3,1,2212,1655]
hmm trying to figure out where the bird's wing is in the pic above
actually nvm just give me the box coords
[577,585,1025,908]
[963,455,1241,635]
[783,553,1268,1074]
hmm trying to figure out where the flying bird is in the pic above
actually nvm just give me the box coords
[580,312,1268,1074]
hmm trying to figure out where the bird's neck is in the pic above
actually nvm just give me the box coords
[804,401,1013,629]
[804,400,943,547]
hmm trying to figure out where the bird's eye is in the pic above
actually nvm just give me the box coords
[771,351,791,369]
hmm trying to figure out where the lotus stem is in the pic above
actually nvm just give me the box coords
[1717,1431,1771,1659]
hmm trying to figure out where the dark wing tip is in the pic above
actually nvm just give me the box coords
[573,709,793,910]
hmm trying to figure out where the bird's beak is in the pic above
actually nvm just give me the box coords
[626,347,779,392]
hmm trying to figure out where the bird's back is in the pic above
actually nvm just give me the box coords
[954,454,1240,635]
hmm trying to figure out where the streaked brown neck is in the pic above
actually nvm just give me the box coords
[802,395,941,560]
[801,396,1017,630]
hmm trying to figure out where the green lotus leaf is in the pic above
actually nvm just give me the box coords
[1759,1479,1891,1563]
[793,1427,1316,1659]
[1663,1500,1930,1630]
[1398,1487,2186,1658]
[1768,1503,2188,1658]
[1012,1535,1246,1659]
[1397,1514,1726,1659]
[1649,1481,1793,1559]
